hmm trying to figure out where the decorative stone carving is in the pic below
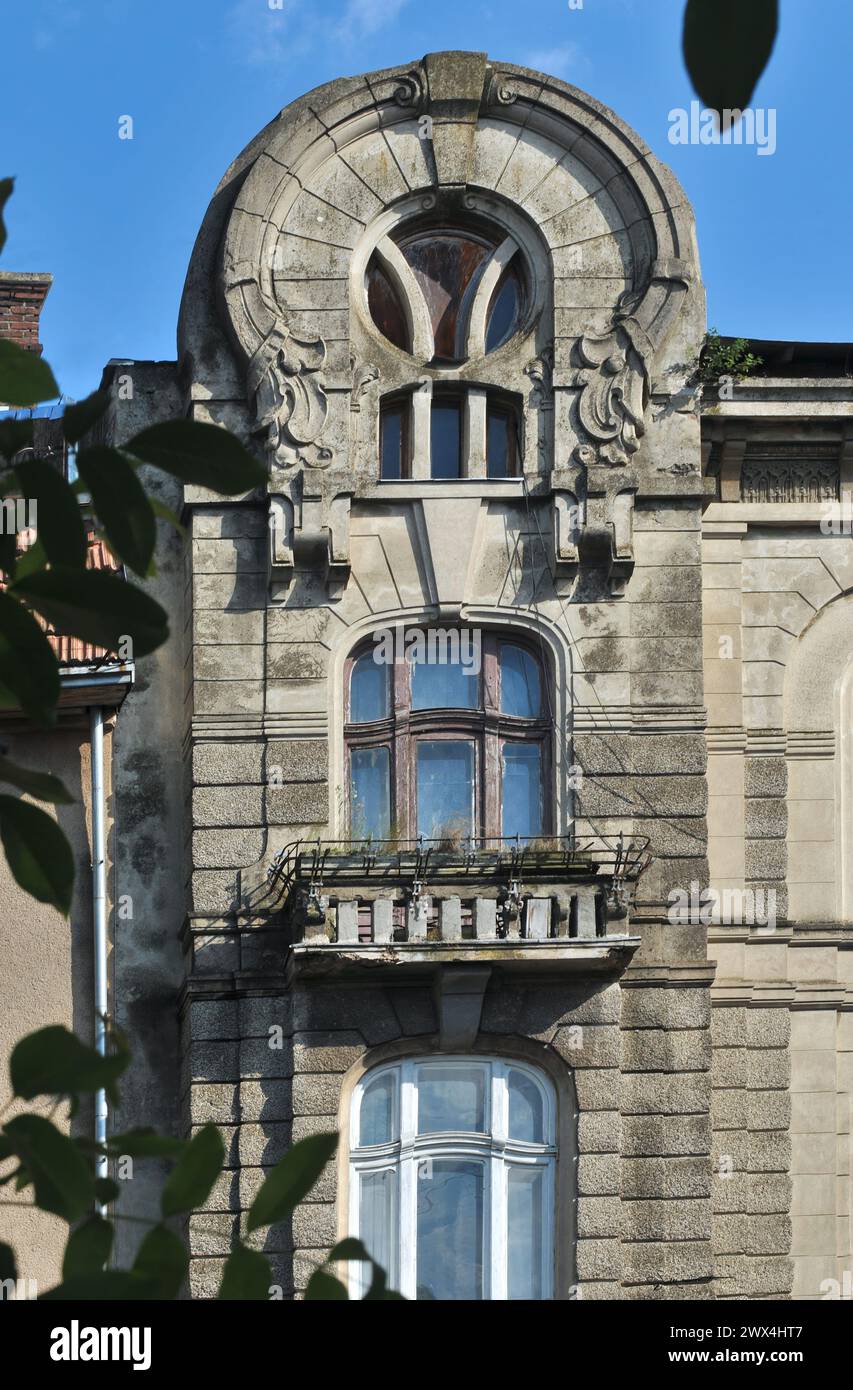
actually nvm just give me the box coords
[483,70,518,107]
[350,357,380,413]
[741,451,839,503]
[393,67,427,111]
[247,328,331,470]
[525,343,554,407]
[268,473,353,596]
[575,299,652,467]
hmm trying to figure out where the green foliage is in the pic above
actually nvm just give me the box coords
[695,329,764,389]
[0,179,265,913]
[683,0,778,116]
[0,1021,401,1301]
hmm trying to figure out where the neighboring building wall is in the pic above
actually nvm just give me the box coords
[703,399,853,1299]
[0,271,52,357]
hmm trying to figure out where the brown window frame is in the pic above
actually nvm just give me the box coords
[344,631,551,844]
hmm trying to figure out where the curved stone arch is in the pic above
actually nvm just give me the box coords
[333,1031,579,1299]
[327,601,575,839]
[183,52,702,474]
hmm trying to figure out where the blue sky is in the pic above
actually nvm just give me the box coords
[1,0,850,402]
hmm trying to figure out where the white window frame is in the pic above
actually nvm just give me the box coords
[348,1056,556,1300]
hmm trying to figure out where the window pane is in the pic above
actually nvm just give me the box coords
[416,740,474,842]
[486,269,521,352]
[417,1065,486,1134]
[360,1070,396,1145]
[431,402,461,479]
[380,406,405,480]
[417,1160,484,1300]
[401,232,492,361]
[411,641,479,710]
[351,747,390,839]
[500,644,541,716]
[502,743,542,840]
[350,653,389,722]
[359,1169,398,1293]
[507,1168,545,1300]
[487,407,515,478]
[508,1069,544,1143]
[367,262,410,352]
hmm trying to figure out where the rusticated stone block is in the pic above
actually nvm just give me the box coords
[577,1196,621,1239]
[190,1082,239,1125]
[712,1173,791,1215]
[713,1129,790,1173]
[622,1156,711,1200]
[622,1240,713,1285]
[239,1079,293,1123]
[622,1113,710,1158]
[189,1213,238,1258]
[744,797,787,839]
[575,1238,621,1280]
[266,783,329,825]
[577,1154,620,1196]
[622,1073,710,1116]
[573,1069,621,1112]
[744,839,786,880]
[239,996,293,1038]
[292,1030,366,1073]
[744,757,786,799]
[188,1258,227,1300]
[292,1072,345,1116]
[715,1254,792,1298]
[578,1110,620,1154]
[711,1005,746,1047]
[292,1202,337,1248]
[266,739,329,783]
[714,1213,792,1257]
[239,1037,294,1080]
[745,1007,790,1048]
[239,1122,292,1167]
[622,1027,711,1073]
[193,742,264,786]
[622,1197,710,1241]
[621,987,711,1030]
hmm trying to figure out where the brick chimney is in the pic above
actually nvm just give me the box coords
[0,271,53,354]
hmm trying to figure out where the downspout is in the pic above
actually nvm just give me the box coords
[90,705,109,1197]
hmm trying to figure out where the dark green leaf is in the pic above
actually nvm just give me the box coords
[75,447,156,577]
[94,1177,119,1204]
[13,567,169,660]
[0,756,73,804]
[12,535,47,583]
[304,1269,349,1301]
[246,1132,337,1234]
[0,340,59,408]
[683,0,778,116]
[3,1115,94,1221]
[107,1128,186,1159]
[0,795,74,913]
[0,589,59,725]
[10,1025,129,1104]
[329,1237,371,1263]
[132,1223,188,1299]
[0,177,13,255]
[62,1215,113,1280]
[13,456,87,568]
[217,1243,273,1301]
[160,1123,224,1217]
[0,1240,16,1282]
[62,390,110,446]
[0,417,34,462]
[127,420,266,495]
[41,1271,161,1301]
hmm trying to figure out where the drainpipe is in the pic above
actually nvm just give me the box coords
[90,706,108,1194]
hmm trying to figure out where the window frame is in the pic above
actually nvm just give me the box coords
[344,632,551,844]
[348,1056,557,1300]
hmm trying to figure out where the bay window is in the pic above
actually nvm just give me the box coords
[348,1057,556,1300]
[345,631,550,844]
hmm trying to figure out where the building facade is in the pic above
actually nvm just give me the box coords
[6,52,852,1301]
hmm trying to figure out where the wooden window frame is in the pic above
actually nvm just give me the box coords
[344,633,551,843]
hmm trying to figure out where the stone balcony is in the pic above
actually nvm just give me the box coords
[267,838,650,982]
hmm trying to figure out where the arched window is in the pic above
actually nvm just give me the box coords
[345,631,550,844]
[348,1056,557,1300]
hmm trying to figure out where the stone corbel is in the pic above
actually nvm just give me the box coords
[552,489,582,578]
[433,964,492,1050]
[269,471,353,596]
[575,457,638,596]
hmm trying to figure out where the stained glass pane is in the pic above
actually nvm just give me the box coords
[401,232,492,361]
[367,262,410,352]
